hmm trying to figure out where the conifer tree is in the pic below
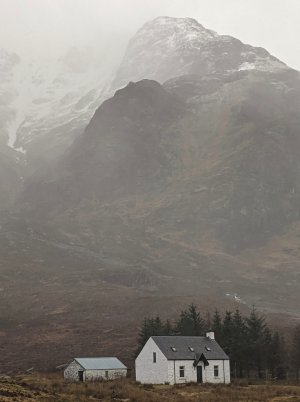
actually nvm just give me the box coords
[291,324,300,381]
[231,309,248,377]
[164,319,174,336]
[267,331,286,378]
[135,316,165,356]
[245,308,268,377]
[212,310,223,344]
[175,304,205,336]
[222,311,235,357]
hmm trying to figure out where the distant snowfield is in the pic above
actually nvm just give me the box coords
[1,47,115,158]
[0,17,290,164]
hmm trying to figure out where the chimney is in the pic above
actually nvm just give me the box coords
[206,331,215,340]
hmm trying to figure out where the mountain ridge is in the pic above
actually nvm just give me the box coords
[113,16,288,89]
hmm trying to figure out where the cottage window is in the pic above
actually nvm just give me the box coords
[153,352,156,363]
[214,365,219,377]
[179,366,185,378]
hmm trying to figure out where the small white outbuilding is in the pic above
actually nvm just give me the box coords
[135,332,230,385]
[64,357,127,382]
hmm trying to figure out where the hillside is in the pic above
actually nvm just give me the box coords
[21,69,300,311]
[1,17,300,372]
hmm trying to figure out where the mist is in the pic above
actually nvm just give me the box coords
[1,0,300,70]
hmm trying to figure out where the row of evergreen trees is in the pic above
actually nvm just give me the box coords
[136,304,300,380]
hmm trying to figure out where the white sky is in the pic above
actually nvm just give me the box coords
[0,0,299,69]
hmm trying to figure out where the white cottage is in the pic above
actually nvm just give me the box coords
[64,357,127,382]
[135,332,230,384]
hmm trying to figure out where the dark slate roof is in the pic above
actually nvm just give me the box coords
[151,336,229,360]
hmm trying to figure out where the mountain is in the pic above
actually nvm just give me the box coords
[0,16,288,193]
[20,17,300,305]
[113,16,287,88]
[20,55,300,308]
[2,17,300,371]
[0,150,22,209]
[0,47,114,179]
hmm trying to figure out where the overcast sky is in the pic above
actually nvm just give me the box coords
[0,0,300,69]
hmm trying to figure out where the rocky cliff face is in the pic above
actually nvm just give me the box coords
[17,67,300,322]
[113,16,287,89]
[0,17,290,208]
[20,17,300,257]
[23,66,300,252]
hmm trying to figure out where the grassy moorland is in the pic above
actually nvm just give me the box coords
[1,375,300,402]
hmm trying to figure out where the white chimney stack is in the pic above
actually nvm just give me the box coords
[206,331,215,340]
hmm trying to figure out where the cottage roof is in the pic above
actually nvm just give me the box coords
[74,357,127,370]
[151,336,229,360]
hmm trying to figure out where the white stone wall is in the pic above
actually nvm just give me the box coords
[85,368,127,381]
[167,359,230,385]
[224,360,231,384]
[64,360,127,382]
[135,338,169,384]
[64,360,83,381]
[167,360,200,384]
[204,360,231,384]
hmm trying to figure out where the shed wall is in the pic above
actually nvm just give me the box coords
[64,360,127,382]
[85,368,127,381]
[64,360,83,381]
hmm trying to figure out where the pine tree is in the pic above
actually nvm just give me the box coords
[175,304,205,336]
[163,319,174,335]
[245,308,268,378]
[205,312,212,332]
[266,331,286,379]
[212,310,223,344]
[135,316,165,356]
[231,309,248,378]
[291,324,300,381]
[222,311,235,357]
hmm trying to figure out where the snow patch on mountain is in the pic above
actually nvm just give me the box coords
[113,16,288,89]
[239,62,256,71]
[1,47,113,157]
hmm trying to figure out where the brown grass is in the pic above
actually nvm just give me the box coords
[1,374,300,402]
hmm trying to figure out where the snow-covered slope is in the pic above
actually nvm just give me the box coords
[0,47,113,171]
[113,16,288,89]
[1,16,289,174]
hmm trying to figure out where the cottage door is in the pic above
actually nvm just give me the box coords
[196,366,203,383]
[78,371,84,382]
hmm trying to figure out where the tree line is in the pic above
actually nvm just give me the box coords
[136,304,300,380]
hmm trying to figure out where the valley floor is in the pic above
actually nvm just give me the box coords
[1,375,300,402]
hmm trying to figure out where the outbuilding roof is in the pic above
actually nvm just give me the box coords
[151,336,229,360]
[74,357,127,370]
